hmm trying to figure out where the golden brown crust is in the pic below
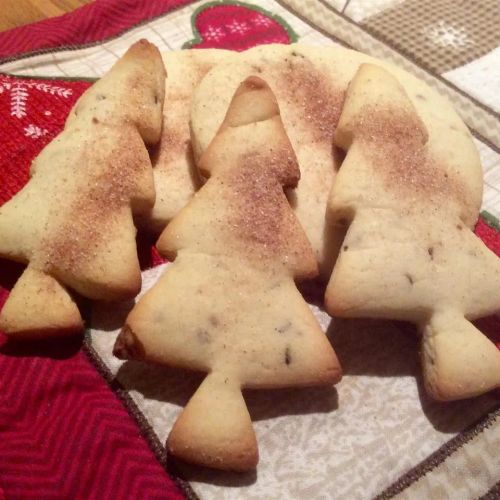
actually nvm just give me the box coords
[113,325,145,360]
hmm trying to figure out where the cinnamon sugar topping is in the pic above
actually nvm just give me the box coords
[354,105,468,209]
[225,148,308,262]
[279,58,345,142]
[41,126,149,273]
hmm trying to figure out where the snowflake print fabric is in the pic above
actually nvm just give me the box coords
[0,75,90,205]
[422,20,473,48]
[0,77,73,123]
[8,82,29,119]
[23,124,48,139]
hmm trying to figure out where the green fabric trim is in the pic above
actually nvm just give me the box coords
[480,210,500,231]
[183,0,298,49]
[0,71,97,82]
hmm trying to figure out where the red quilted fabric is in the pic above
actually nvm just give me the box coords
[0,0,193,61]
[0,337,185,500]
[475,216,500,257]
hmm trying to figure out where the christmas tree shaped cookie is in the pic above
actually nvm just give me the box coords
[325,63,500,401]
[114,77,341,471]
[144,49,230,233]
[0,40,165,338]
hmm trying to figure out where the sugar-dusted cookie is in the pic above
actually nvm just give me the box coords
[114,77,341,471]
[190,45,345,279]
[190,44,483,279]
[0,40,165,338]
[325,63,500,401]
[142,49,231,233]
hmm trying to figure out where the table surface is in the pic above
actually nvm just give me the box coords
[0,0,91,31]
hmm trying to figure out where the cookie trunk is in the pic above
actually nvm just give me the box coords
[421,310,500,401]
[167,372,258,472]
[0,265,83,338]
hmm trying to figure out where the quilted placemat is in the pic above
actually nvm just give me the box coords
[1,1,499,498]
